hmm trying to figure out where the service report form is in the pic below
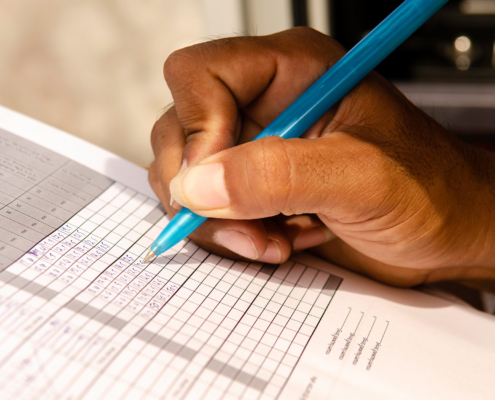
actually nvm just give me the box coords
[0,105,494,400]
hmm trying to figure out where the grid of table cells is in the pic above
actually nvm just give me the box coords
[0,128,343,400]
[0,128,113,270]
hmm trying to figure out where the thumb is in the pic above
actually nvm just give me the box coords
[169,135,370,220]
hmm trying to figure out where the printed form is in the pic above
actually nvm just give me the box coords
[0,105,494,400]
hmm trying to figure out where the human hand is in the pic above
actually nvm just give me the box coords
[149,27,495,287]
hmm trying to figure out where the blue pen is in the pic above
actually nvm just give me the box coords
[144,0,449,263]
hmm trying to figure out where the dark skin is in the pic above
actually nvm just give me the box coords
[149,27,495,288]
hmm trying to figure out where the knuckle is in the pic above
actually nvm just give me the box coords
[150,107,176,139]
[275,27,344,74]
[150,115,170,153]
[150,108,185,161]
[285,26,332,49]
[150,117,164,144]
[289,25,319,38]
[147,163,160,190]
[164,40,219,84]
[175,101,207,133]
[212,35,244,50]
[163,47,199,84]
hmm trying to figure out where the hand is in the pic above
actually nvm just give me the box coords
[149,27,495,287]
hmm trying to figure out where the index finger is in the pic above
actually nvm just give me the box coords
[161,27,345,166]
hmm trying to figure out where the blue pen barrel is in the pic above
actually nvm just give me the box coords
[149,0,449,255]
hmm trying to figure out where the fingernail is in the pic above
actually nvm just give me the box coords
[179,159,188,172]
[171,200,182,210]
[257,240,282,264]
[213,230,258,259]
[170,163,229,210]
[284,215,320,229]
[293,227,336,251]
[170,194,181,210]
[170,160,187,210]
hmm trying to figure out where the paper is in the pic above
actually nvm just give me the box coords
[0,105,494,400]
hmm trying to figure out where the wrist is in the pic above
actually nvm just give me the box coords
[447,145,495,271]
[471,149,495,268]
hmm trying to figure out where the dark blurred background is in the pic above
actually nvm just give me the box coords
[293,0,495,150]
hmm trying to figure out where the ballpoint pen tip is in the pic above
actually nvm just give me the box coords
[143,250,156,263]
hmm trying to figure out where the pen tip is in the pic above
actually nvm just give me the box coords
[143,250,156,264]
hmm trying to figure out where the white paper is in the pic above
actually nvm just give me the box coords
[0,105,494,400]
[282,254,495,400]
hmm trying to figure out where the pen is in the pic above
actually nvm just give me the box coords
[144,0,449,263]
